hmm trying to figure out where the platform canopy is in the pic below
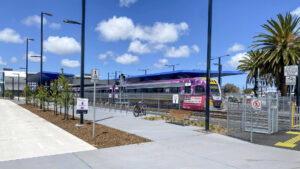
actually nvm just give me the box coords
[28,71,74,84]
[126,70,244,83]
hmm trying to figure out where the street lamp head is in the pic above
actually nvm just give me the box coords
[31,55,41,58]
[27,38,34,41]
[19,67,26,70]
[43,12,53,16]
[63,19,81,25]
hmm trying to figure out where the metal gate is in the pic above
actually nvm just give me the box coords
[291,104,300,130]
[242,94,278,134]
[227,93,279,141]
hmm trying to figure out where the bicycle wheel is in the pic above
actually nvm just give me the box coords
[133,106,140,117]
[142,108,146,116]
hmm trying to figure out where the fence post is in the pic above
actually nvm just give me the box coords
[157,93,160,113]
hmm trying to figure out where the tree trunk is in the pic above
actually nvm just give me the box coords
[279,74,287,96]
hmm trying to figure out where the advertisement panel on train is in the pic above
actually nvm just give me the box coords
[182,95,205,110]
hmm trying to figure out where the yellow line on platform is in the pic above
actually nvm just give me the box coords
[275,131,300,148]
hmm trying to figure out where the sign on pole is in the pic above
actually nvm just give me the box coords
[286,76,296,86]
[251,99,262,111]
[91,69,99,83]
[284,65,298,76]
[173,94,179,104]
[76,98,88,112]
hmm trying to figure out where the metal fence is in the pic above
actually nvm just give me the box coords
[226,92,298,142]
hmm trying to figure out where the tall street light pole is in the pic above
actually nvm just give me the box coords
[40,12,52,86]
[212,54,230,87]
[26,38,34,87]
[13,73,20,101]
[205,0,213,131]
[63,0,85,125]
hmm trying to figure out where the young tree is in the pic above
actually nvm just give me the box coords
[36,85,48,112]
[58,73,72,120]
[51,80,59,115]
[23,86,32,104]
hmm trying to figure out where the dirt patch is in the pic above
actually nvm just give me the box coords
[20,104,151,149]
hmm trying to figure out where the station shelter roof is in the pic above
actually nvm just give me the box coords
[125,70,244,83]
[28,71,74,83]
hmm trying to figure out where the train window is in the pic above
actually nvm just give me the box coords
[165,88,170,93]
[184,86,191,94]
[157,88,164,93]
[195,85,205,94]
[170,87,179,93]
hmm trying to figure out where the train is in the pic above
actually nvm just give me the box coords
[73,77,222,111]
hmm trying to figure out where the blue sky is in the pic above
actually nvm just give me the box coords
[0,0,299,89]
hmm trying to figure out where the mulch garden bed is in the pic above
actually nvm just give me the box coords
[20,104,151,149]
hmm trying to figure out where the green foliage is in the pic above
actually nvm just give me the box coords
[243,88,253,94]
[58,72,73,120]
[24,86,32,104]
[223,83,240,93]
[36,85,48,111]
[5,90,13,99]
[239,13,300,96]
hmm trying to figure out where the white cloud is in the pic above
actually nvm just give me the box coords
[292,7,300,17]
[192,45,200,53]
[22,15,47,27]
[49,22,61,29]
[154,59,168,69]
[61,59,80,68]
[44,36,81,55]
[98,51,114,60]
[95,16,188,44]
[0,28,23,43]
[165,45,190,58]
[227,43,245,53]
[228,52,247,68]
[128,40,152,54]
[10,57,18,63]
[115,53,139,64]
[120,0,138,7]
[28,51,46,63]
[0,56,7,66]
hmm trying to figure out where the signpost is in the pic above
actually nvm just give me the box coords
[76,98,88,126]
[284,65,298,105]
[91,69,99,137]
[250,98,262,142]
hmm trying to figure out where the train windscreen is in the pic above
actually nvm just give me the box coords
[211,84,220,96]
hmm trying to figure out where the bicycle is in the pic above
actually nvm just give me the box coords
[133,101,146,117]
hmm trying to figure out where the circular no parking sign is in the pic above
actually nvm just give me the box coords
[251,99,262,110]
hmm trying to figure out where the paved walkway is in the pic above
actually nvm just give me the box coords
[0,99,96,162]
[2,98,300,168]
[1,133,300,169]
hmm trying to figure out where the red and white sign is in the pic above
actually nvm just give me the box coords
[76,98,89,111]
[182,95,205,111]
[173,94,179,104]
[251,99,262,110]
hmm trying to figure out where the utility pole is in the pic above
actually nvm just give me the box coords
[107,72,109,85]
[139,68,149,75]
[165,64,179,71]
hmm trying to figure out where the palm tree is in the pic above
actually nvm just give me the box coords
[253,13,300,96]
[238,50,261,96]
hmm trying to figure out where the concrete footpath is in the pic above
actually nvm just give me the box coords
[1,134,300,169]
[2,99,300,168]
[0,99,96,162]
